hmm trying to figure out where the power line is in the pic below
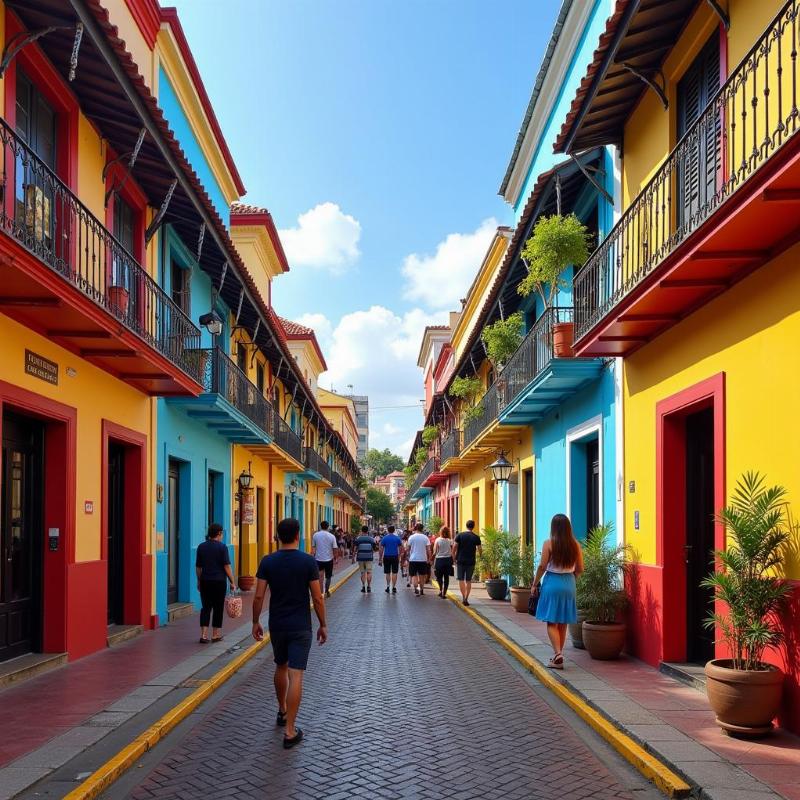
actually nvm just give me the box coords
[369,403,425,410]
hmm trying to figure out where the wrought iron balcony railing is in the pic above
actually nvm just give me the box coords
[303,447,332,482]
[496,306,573,409]
[462,382,500,451]
[331,469,361,503]
[574,0,800,341]
[407,455,437,499]
[273,412,303,464]
[440,429,461,463]
[0,117,201,380]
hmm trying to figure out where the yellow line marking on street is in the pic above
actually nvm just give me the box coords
[445,592,692,799]
[64,564,358,800]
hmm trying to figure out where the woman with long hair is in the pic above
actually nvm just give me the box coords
[531,514,583,669]
[431,525,454,598]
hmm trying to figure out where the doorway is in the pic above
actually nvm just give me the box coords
[167,460,181,605]
[586,439,600,534]
[0,412,44,662]
[106,442,125,625]
[685,407,715,664]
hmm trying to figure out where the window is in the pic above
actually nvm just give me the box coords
[523,468,534,546]
[237,343,247,373]
[256,363,265,393]
[170,260,191,315]
[114,194,135,254]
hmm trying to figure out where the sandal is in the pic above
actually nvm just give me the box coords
[547,654,564,670]
[199,637,210,644]
[276,710,287,727]
[212,636,224,643]
[283,728,304,749]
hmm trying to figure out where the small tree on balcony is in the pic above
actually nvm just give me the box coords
[481,311,524,371]
[422,425,440,448]
[450,375,484,426]
[518,214,590,308]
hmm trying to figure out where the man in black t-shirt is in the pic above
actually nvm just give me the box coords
[253,518,327,749]
[452,519,482,607]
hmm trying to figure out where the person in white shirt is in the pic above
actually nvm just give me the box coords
[407,523,432,596]
[311,521,339,598]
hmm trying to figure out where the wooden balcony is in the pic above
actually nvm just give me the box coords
[573,0,800,357]
[0,118,202,395]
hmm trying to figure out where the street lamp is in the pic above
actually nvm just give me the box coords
[238,466,253,491]
[489,451,513,483]
[288,478,298,518]
[236,462,253,585]
[199,309,224,337]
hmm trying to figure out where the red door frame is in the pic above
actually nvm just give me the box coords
[656,372,725,662]
[101,420,150,627]
[0,380,76,655]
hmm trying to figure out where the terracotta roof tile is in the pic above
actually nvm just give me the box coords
[231,201,268,215]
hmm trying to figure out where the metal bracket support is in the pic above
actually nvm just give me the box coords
[621,62,668,110]
[144,178,177,244]
[103,127,146,205]
[704,0,730,30]
[0,27,58,78]
[570,153,614,205]
[234,288,244,325]
[196,222,205,262]
[268,355,284,394]
[68,22,83,80]
[249,319,261,366]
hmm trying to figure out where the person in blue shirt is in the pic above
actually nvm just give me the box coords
[378,525,403,594]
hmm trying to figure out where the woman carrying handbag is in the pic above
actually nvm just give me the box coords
[195,523,236,644]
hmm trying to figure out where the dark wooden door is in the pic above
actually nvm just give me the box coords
[685,407,716,664]
[167,462,180,605]
[586,439,600,534]
[677,32,721,230]
[0,413,43,662]
[107,443,125,625]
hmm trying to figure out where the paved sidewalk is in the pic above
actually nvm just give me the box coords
[461,585,800,800]
[0,563,356,800]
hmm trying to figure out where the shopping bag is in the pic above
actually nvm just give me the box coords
[225,589,243,619]
[528,584,540,616]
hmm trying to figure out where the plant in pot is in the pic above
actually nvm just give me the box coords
[518,213,590,358]
[481,312,524,374]
[580,525,630,660]
[478,526,512,601]
[108,284,130,316]
[502,536,535,612]
[702,472,792,737]
[572,522,614,649]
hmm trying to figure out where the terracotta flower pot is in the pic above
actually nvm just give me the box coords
[484,578,508,601]
[552,321,575,358]
[108,285,129,316]
[510,586,529,612]
[704,659,784,737]
[582,621,626,660]
[238,575,255,592]
[569,608,589,649]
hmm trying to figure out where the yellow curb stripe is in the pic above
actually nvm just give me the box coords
[445,593,692,799]
[64,565,358,800]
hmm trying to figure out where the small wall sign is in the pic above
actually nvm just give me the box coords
[84,501,94,514]
[25,350,58,385]
[628,480,636,493]
[634,510,640,530]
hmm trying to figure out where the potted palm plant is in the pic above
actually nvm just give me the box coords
[571,523,614,648]
[581,525,630,660]
[477,526,511,601]
[502,536,535,612]
[703,472,791,737]
[518,214,590,358]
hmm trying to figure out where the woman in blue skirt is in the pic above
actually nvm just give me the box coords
[531,514,584,670]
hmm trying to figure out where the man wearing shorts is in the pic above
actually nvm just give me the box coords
[453,519,482,606]
[353,525,377,593]
[312,520,339,598]
[378,525,403,594]
[252,518,327,749]
[407,523,432,596]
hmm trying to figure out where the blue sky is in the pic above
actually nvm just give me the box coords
[172,0,562,458]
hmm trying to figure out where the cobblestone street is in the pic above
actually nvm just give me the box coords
[110,576,660,800]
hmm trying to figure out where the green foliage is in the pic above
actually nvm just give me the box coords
[518,214,590,307]
[413,447,428,470]
[350,516,362,535]
[463,405,484,425]
[428,515,445,535]
[422,425,440,447]
[481,312,524,370]
[502,536,536,588]
[449,376,482,402]
[477,526,514,580]
[365,486,395,523]
[702,472,793,671]
[403,464,417,483]
[363,448,405,481]
[577,523,630,623]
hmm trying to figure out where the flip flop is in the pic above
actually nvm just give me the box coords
[283,728,304,749]
[211,636,224,643]
[199,637,209,644]
[276,710,287,727]
[547,654,564,670]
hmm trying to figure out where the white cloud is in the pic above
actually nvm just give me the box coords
[293,313,333,348]
[314,305,447,456]
[279,202,361,274]
[401,217,498,310]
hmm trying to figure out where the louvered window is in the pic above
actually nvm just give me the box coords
[676,32,722,231]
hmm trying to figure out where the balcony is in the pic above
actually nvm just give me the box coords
[497,307,603,425]
[440,429,461,468]
[298,447,333,486]
[574,0,800,357]
[407,458,435,500]
[329,470,362,505]
[167,347,273,443]
[0,118,202,395]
